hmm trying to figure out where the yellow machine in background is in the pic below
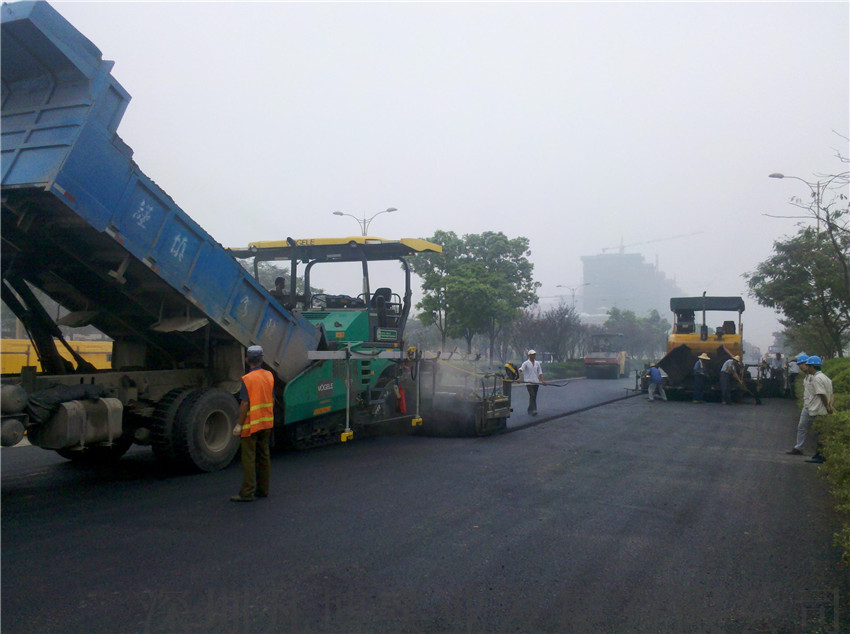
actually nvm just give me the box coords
[1,340,112,374]
[666,296,745,358]
[584,333,630,379]
[657,296,746,392]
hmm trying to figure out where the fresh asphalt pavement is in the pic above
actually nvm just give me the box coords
[507,376,638,429]
[2,386,847,633]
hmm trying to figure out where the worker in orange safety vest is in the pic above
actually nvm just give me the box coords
[231,345,275,502]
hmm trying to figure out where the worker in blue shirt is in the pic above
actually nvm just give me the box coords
[646,364,667,401]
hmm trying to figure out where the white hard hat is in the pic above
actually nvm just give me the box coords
[528,349,537,355]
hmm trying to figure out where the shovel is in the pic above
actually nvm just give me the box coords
[733,373,763,405]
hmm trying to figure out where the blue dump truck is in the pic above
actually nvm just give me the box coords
[0,2,512,470]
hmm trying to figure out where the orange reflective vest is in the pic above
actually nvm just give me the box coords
[240,368,275,437]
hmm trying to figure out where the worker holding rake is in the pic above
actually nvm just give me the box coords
[519,349,546,416]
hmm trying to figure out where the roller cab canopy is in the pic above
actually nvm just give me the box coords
[670,297,745,313]
[667,296,745,361]
[229,237,442,264]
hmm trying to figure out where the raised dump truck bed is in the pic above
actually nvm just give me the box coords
[1,1,321,382]
[1,1,322,470]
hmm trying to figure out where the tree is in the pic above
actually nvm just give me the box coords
[445,262,500,354]
[402,317,443,351]
[603,307,671,361]
[780,321,841,360]
[537,302,583,362]
[640,309,673,360]
[500,302,584,363]
[746,226,850,357]
[409,230,465,351]
[462,232,539,361]
[502,307,543,362]
[766,167,849,303]
[602,307,639,354]
[411,231,539,359]
[759,156,850,356]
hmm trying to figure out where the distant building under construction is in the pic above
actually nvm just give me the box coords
[580,252,683,324]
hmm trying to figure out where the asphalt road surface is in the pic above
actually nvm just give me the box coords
[508,376,637,429]
[3,385,847,633]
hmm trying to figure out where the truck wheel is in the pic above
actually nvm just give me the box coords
[174,388,240,472]
[55,434,133,464]
[151,388,195,467]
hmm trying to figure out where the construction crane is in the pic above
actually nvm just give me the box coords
[601,231,705,254]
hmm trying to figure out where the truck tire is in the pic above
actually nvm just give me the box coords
[55,434,133,464]
[150,388,195,467]
[174,388,240,472]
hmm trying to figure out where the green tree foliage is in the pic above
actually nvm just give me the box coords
[445,262,499,354]
[781,322,844,362]
[603,307,671,361]
[746,226,850,357]
[411,231,539,357]
[409,230,465,350]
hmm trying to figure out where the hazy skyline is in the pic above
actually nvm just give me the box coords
[48,1,850,351]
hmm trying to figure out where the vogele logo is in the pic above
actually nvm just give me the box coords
[317,379,334,397]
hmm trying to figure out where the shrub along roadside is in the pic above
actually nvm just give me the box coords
[813,357,850,562]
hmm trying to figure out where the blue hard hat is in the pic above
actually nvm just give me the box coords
[806,355,822,365]
[796,354,809,364]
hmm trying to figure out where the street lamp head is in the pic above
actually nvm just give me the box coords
[768,173,785,179]
[334,207,397,236]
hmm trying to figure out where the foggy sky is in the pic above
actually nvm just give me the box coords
[49,1,850,352]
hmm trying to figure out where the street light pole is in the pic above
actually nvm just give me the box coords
[556,282,590,309]
[768,172,847,233]
[332,207,397,236]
